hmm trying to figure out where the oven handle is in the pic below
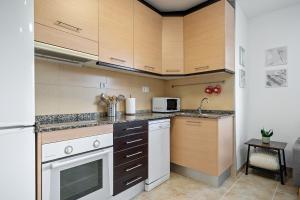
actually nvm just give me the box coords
[51,149,112,169]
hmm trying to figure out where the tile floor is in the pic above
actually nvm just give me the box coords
[134,170,298,200]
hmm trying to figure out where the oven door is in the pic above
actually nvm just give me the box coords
[42,147,113,200]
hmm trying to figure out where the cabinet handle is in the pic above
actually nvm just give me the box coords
[126,176,143,186]
[55,20,82,32]
[126,139,143,144]
[166,69,180,73]
[144,65,155,70]
[110,57,126,63]
[126,151,143,158]
[194,66,209,71]
[186,121,202,124]
[125,164,143,172]
[125,126,143,131]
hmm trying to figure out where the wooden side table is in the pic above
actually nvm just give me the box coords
[245,138,287,185]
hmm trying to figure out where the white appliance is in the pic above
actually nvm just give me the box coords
[152,97,180,113]
[145,119,170,191]
[42,133,113,200]
[0,1,35,200]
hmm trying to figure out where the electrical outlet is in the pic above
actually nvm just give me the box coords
[142,86,150,93]
[99,82,108,89]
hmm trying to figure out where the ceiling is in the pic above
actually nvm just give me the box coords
[144,0,208,12]
[238,0,300,18]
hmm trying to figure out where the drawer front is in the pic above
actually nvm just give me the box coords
[114,121,148,138]
[114,156,147,180]
[114,144,147,166]
[114,132,148,152]
[113,168,147,195]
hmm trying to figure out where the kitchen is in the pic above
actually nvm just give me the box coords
[1,0,300,200]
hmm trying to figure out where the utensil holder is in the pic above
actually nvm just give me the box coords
[107,103,117,117]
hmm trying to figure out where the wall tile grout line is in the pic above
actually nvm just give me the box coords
[219,173,244,200]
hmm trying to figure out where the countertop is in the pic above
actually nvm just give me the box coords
[36,111,234,133]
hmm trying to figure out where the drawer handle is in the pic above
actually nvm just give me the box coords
[125,164,143,172]
[126,151,143,158]
[55,20,82,32]
[125,126,143,131]
[194,66,209,71]
[126,139,143,144]
[166,69,180,72]
[110,57,126,63]
[126,177,143,186]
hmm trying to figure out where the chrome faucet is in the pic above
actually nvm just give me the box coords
[197,97,209,114]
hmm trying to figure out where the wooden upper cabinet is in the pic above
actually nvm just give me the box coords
[162,17,184,74]
[184,0,235,74]
[35,0,99,55]
[134,1,162,73]
[99,0,134,68]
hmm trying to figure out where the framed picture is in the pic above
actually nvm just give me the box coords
[265,69,288,88]
[266,46,288,67]
[239,46,246,67]
[239,69,246,88]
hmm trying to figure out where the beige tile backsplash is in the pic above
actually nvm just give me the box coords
[35,59,234,115]
[165,73,234,111]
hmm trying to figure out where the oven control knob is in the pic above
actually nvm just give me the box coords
[93,140,100,148]
[64,146,73,154]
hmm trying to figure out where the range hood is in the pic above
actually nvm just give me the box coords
[34,42,98,65]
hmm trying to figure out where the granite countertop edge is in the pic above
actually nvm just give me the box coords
[36,111,234,133]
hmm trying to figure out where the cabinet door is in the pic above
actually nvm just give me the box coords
[162,17,184,74]
[99,0,133,68]
[184,0,225,74]
[171,117,219,176]
[134,1,162,73]
[35,0,98,55]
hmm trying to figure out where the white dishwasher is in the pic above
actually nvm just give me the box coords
[145,119,170,191]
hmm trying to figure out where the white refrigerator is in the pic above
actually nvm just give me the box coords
[0,0,35,200]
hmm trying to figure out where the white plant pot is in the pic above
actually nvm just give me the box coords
[262,136,270,144]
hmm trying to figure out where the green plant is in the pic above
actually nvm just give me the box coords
[261,128,273,137]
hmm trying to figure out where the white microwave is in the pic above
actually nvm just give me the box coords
[152,97,180,113]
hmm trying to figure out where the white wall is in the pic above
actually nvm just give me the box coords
[235,3,249,171]
[247,4,300,166]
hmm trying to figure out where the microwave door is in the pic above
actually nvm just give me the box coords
[167,99,178,111]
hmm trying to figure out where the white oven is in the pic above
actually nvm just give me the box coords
[42,133,113,200]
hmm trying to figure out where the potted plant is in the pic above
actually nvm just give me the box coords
[261,128,273,144]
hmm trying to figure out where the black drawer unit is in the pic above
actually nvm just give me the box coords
[113,167,148,195]
[113,120,148,196]
[114,156,147,180]
[113,120,148,138]
[114,132,148,152]
[114,144,148,166]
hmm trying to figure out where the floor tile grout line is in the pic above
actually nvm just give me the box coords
[271,182,279,200]
[219,173,244,200]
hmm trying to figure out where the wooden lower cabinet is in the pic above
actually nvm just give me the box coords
[171,116,233,176]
